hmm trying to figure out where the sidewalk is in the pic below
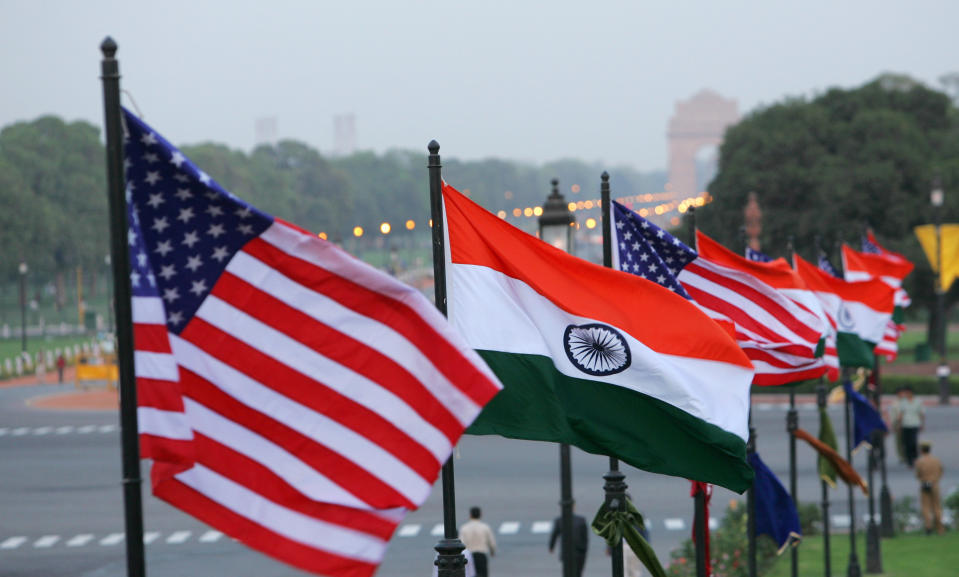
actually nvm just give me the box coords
[750,392,959,407]
[2,367,118,411]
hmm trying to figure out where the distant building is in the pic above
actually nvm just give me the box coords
[254,116,278,148]
[333,113,357,156]
[667,90,739,199]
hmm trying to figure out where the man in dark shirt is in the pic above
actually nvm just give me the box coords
[549,512,589,577]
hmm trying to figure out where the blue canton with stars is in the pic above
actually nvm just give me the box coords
[817,251,841,278]
[123,108,273,334]
[745,247,773,262]
[861,235,881,255]
[611,201,697,299]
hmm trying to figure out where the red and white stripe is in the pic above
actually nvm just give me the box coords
[134,220,502,577]
[875,321,904,362]
[678,257,827,386]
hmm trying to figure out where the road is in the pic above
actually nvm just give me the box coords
[0,384,956,576]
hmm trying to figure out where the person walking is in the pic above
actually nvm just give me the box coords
[915,440,945,535]
[896,385,924,467]
[56,353,66,384]
[460,506,496,577]
[549,510,589,577]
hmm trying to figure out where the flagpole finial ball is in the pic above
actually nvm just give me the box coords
[601,171,609,182]
[100,37,118,57]
[428,140,440,154]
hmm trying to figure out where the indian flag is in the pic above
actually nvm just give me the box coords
[442,183,755,492]
[795,255,895,368]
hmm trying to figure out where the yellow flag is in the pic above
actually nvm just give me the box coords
[914,224,959,291]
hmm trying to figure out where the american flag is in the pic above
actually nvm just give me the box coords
[611,201,826,386]
[817,251,841,278]
[745,246,773,263]
[845,241,913,361]
[122,108,502,577]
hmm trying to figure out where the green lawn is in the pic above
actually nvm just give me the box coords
[765,531,959,577]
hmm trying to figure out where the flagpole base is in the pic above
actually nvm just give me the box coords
[434,539,467,577]
[879,485,894,537]
[865,520,882,574]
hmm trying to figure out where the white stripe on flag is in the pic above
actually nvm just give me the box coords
[134,351,179,380]
[194,294,452,463]
[138,406,194,440]
[132,296,166,324]
[169,335,432,506]
[227,250,480,425]
[175,464,389,563]
[183,398,370,510]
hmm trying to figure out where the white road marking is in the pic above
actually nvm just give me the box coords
[397,524,421,537]
[531,521,553,534]
[77,425,97,434]
[12,427,30,436]
[55,426,74,434]
[33,427,53,435]
[143,532,161,544]
[0,536,28,549]
[66,534,95,547]
[33,535,60,548]
[430,523,444,536]
[0,428,8,436]
[166,531,191,544]
[100,533,125,546]
[99,424,117,433]
[663,518,686,531]
[498,522,520,535]
[757,403,774,411]
[199,530,223,543]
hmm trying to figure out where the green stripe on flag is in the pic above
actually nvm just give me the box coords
[836,332,876,368]
[467,350,753,493]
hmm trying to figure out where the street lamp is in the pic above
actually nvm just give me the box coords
[105,254,114,334]
[538,178,576,577]
[932,177,949,405]
[540,179,576,253]
[18,260,28,353]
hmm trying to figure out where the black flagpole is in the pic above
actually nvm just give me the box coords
[600,172,626,577]
[686,206,708,577]
[786,237,799,577]
[817,382,832,577]
[100,37,146,577]
[875,355,894,537]
[428,141,467,577]
[843,371,863,577]
[739,228,757,577]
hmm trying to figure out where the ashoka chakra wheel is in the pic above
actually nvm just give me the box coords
[563,323,631,376]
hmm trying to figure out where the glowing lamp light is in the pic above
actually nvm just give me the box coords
[533,206,543,217]
[380,222,391,234]
[353,226,364,238]
[317,232,328,240]
[585,218,597,229]
[496,210,507,219]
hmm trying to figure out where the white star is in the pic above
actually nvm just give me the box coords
[136,251,148,267]
[130,270,141,286]
[158,264,176,280]
[207,223,226,238]
[204,190,218,200]
[619,242,626,251]
[123,158,132,171]
[147,193,164,209]
[174,173,189,183]
[144,171,161,186]
[170,151,186,167]
[641,221,650,229]
[130,209,140,225]
[154,240,173,257]
[175,188,192,201]
[665,256,674,263]
[152,217,170,233]
[185,255,203,272]
[177,207,195,223]
[235,206,252,219]
[615,221,624,229]
[190,279,208,296]
[649,263,658,273]
[639,253,650,262]
[141,132,158,146]
[205,205,224,217]
[211,246,230,262]
[632,242,640,251]
[624,232,633,240]
[672,237,681,246]
[168,311,184,325]
[163,287,180,303]
[128,228,137,246]
[147,273,156,287]
[656,229,665,238]
[632,263,641,273]
[198,170,211,185]
[183,231,200,248]
[657,275,666,284]
[237,224,253,235]
[125,182,135,202]
[144,152,159,164]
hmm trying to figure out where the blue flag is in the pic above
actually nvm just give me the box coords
[749,452,801,554]
[843,381,888,449]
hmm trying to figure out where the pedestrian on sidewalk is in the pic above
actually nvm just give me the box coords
[35,351,46,384]
[896,385,924,467]
[915,440,945,535]
[549,507,589,577]
[460,506,496,577]
[56,353,66,384]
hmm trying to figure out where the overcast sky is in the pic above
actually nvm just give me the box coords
[1,0,956,171]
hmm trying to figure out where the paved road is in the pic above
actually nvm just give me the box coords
[0,384,956,576]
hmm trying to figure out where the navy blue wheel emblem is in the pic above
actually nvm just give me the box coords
[837,302,855,331]
[564,323,631,376]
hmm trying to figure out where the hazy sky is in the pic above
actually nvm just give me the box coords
[2,0,957,171]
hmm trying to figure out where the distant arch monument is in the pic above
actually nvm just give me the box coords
[667,90,739,199]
